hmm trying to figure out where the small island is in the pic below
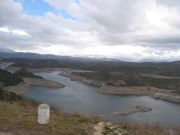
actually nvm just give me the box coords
[112,105,152,115]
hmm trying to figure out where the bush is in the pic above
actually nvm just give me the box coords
[0,89,21,101]
[0,69,23,86]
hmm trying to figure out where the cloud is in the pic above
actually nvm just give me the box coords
[1,0,180,61]
[0,0,22,26]
[0,27,29,36]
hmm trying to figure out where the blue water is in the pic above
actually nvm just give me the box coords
[25,71,180,129]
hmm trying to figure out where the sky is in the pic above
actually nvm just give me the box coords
[1,0,180,61]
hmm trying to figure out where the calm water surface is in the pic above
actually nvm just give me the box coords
[25,71,180,129]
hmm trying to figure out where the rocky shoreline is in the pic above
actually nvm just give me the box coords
[152,93,180,104]
[98,86,180,104]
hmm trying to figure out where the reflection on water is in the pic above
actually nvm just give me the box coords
[25,71,180,129]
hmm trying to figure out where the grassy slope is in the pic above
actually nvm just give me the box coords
[0,88,93,135]
[0,100,94,135]
[0,98,169,135]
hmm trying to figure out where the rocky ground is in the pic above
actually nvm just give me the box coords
[153,93,180,103]
[93,122,128,135]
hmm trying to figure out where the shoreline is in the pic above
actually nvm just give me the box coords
[60,69,180,104]
[97,85,163,95]
[27,68,180,104]
[2,82,31,95]
[3,77,65,95]
[29,68,104,87]
[97,86,180,104]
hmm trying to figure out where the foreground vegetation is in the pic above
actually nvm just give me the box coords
[0,85,170,135]
[0,101,94,135]
[0,97,170,135]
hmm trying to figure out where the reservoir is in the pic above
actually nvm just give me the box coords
[25,71,180,129]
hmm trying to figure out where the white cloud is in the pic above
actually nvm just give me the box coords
[12,29,29,36]
[1,0,180,61]
[0,27,10,33]
[0,27,29,36]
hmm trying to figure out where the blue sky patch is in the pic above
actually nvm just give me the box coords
[21,0,55,16]
[59,9,78,20]
[20,0,78,20]
[74,0,80,4]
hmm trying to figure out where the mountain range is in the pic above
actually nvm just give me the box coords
[0,49,121,62]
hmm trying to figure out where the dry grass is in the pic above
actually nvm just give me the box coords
[0,100,95,135]
[0,99,174,135]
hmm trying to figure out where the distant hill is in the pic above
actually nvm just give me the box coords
[0,49,122,62]
[0,50,65,59]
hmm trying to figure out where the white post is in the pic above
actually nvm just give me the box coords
[38,104,50,124]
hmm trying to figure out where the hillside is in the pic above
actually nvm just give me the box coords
[73,71,180,92]
[0,69,23,87]
[0,95,169,135]
[0,88,21,101]
[3,57,180,94]
[6,58,180,77]
[3,58,180,92]
[14,68,42,79]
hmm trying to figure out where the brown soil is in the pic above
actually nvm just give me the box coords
[97,86,165,95]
